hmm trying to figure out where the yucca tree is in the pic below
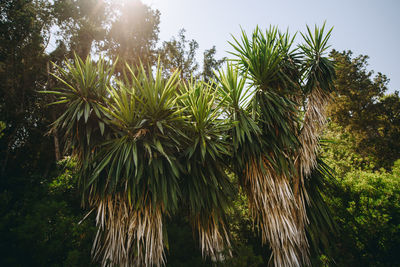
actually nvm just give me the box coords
[47,56,184,266]
[46,23,335,267]
[46,55,237,266]
[179,79,234,260]
[224,23,335,266]
[87,63,186,266]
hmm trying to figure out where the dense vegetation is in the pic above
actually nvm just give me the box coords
[1,0,399,266]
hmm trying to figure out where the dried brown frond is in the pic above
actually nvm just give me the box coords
[290,87,331,266]
[193,212,231,262]
[244,155,309,267]
[133,128,149,140]
[91,195,165,267]
[298,87,330,178]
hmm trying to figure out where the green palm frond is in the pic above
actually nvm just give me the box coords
[88,63,184,206]
[229,26,303,95]
[216,63,253,113]
[43,54,115,159]
[180,79,234,260]
[305,159,337,264]
[229,26,284,89]
[300,22,336,94]
[215,63,261,163]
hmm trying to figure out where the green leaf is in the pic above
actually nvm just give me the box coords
[156,121,164,134]
[99,121,105,135]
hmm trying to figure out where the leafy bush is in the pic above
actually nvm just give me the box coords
[325,159,400,266]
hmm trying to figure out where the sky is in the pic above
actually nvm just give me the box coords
[142,0,400,93]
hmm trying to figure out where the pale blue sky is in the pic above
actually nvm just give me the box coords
[143,0,400,93]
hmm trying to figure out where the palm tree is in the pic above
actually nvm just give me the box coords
[46,23,335,267]
[46,56,235,266]
[225,23,335,266]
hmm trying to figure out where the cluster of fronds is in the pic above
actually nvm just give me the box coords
[46,23,336,267]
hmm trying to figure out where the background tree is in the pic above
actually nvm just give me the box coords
[320,49,400,266]
[158,29,226,83]
[328,50,400,169]
[52,0,108,59]
[0,159,97,266]
[52,0,160,71]
[159,29,199,80]
[202,46,225,83]
[102,0,160,73]
[0,1,163,266]
[0,2,97,265]
[0,0,54,176]
[321,141,400,266]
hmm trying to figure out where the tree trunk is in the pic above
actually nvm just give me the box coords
[48,62,62,161]
[53,126,61,161]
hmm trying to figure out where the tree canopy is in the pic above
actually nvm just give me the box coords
[328,50,400,169]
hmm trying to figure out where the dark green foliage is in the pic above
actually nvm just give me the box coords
[304,160,337,265]
[224,191,269,266]
[165,216,212,267]
[321,120,400,266]
[0,0,53,176]
[322,51,400,265]
[0,159,96,267]
[325,161,400,266]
